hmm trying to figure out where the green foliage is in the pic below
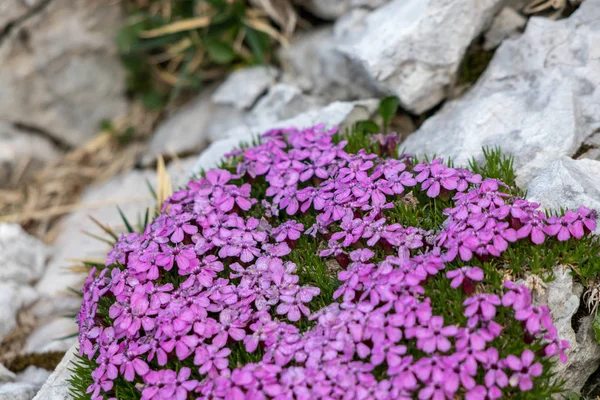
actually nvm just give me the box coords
[594,313,600,344]
[117,0,291,109]
[378,96,400,132]
[457,43,495,86]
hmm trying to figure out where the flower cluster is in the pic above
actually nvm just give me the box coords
[77,125,595,400]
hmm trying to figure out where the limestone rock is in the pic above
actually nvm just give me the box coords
[248,83,326,126]
[23,318,77,355]
[0,364,16,383]
[527,157,600,215]
[279,24,382,103]
[16,367,51,389]
[402,1,600,186]
[0,382,37,400]
[532,268,595,393]
[0,283,37,342]
[293,0,389,19]
[0,0,41,30]
[0,123,62,186]
[337,0,504,113]
[32,344,77,400]
[212,66,280,110]
[0,223,49,285]
[143,83,326,166]
[141,87,240,166]
[0,0,127,146]
[190,99,379,176]
[483,7,526,50]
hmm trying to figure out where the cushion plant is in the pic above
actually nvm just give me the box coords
[70,124,600,400]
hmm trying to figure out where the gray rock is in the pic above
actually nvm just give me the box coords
[293,0,389,19]
[0,382,37,400]
[23,318,76,355]
[527,157,600,215]
[0,0,41,30]
[483,7,526,50]
[190,99,379,176]
[32,343,77,400]
[532,269,593,393]
[337,0,504,113]
[584,132,600,148]
[578,148,600,162]
[16,367,51,389]
[248,83,326,125]
[212,66,280,110]
[0,0,127,146]
[402,2,600,186]
[0,364,16,383]
[0,283,37,342]
[279,24,382,103]
[0,223,49,285]
[141,87,240,166]
[0,123,62,186]
[142,82,325,166]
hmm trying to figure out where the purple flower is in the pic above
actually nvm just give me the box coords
[506,350,543,391]
[194,345,231,375]
[446,266,484,289]
[276,286,320,321]
[464,294,501,321]
[416,316,457,353]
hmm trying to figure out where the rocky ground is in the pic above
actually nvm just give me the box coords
[2,0,600,398]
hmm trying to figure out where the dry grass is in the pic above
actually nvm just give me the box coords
[0,103,161,241]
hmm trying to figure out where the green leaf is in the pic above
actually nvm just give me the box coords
[245,27,269,64]
[378,96,399,131]
[355,120,381,135]
[140,89,165,110]
[145,179,157,200]
[117,206,135,234]
[593,312,600,344]
[206,40,235,64]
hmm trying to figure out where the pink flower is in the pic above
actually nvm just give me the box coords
[506,350,543,391]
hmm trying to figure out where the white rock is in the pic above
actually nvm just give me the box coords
[16,367,51,388]
[279,25,382,103]
[0,283,37,342]
[23,318,77,355]
[0,0,127,146]
[0,0,40,30]
[293,0,389,19]
[0,382,37,400]
[534,268,600,394]
[483,7,526,50]
[0,122,62,186]
[248,83,325,125]
[578,148,600,161]
[527,157,600,215]
[0,223,48,285]
[190,99,379,176]
[0,364,16,383]
[337,0,504,113]
[212,66,280,110]
[402,2,600,186]
[32,344,77,400]
[142,83,323,166]
[141,87,240,166]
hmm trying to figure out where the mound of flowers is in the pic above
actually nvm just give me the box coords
[72,125,598,400]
